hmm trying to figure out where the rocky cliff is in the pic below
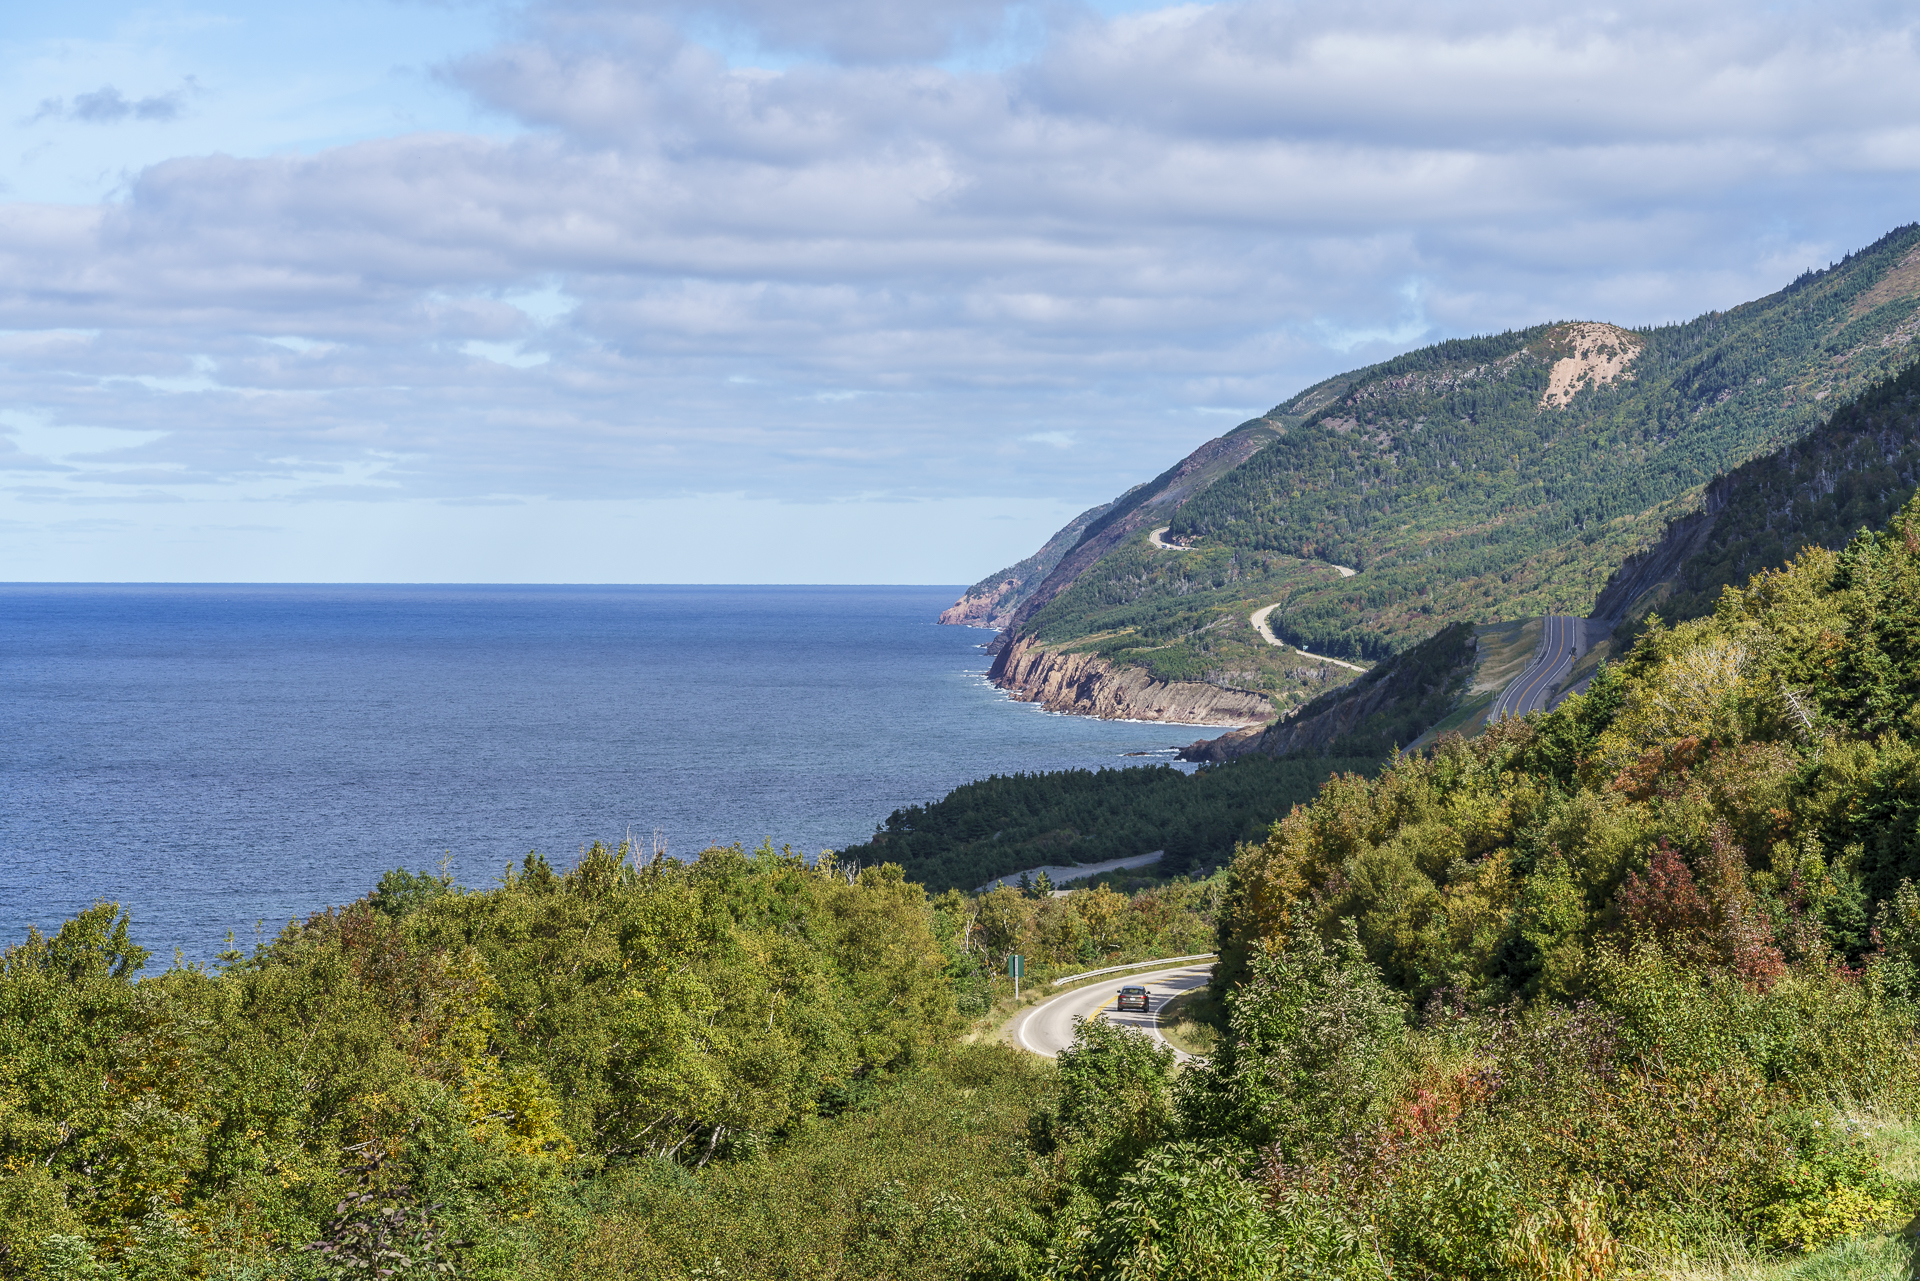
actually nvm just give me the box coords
[938,493,1130,629]
[989,635,1272,726]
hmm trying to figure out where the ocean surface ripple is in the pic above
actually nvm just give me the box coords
[2,584,1223,960]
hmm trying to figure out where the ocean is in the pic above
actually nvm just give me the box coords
[2,584,1221,962]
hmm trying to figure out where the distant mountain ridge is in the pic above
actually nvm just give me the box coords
[952,223,1920,727]
[938,493,1130,629]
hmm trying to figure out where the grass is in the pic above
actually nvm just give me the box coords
[1156,986,1223,1058]
[1645,1229,1916,1281]
[1470,617,1545,693]
[1641,1108,1920,1281]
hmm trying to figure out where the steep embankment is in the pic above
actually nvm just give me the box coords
[991,634,1272,725]
[1592,354,1920,627]
[956,225,1920,728]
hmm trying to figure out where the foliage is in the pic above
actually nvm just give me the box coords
[1047,1019,1177,1195]
[840,753,1382,892]
[0,843,959,1278]
[304,1149,466,1280]
[515,1043,1054,1281]
[1048,1143,1284,1281]
[1017,224,1920,675]
[1178,921,1406,1161]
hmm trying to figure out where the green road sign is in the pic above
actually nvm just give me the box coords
[1008,955,1025,978]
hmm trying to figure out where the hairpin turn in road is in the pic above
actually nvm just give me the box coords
[1009,961,1214,1062]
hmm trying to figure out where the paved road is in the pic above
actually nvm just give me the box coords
[1248,604,1368,672]
[1148,526,1191,550]
[1011,963,1214,1062]
[1491,614,1580,721]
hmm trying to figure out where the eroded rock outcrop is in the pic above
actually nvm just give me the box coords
[989,635,1271,726]
[939,584,1017,628]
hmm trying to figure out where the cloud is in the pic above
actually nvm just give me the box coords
[1,0,1918,552]
[533,0,1020,65]
[31,83,194,125]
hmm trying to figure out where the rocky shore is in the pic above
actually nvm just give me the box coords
[937,584,1016,629]
[988,635,1271,726]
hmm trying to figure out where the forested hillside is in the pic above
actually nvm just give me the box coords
[1600,352,1920,629]
[998,224,1920,681]
[9,493,1920,1279]
[838,752,1380,891]
[1060,489,1920,1277]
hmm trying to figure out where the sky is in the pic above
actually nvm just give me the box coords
[2,0,1918,583]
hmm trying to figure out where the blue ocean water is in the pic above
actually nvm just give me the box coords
[2,584,1221,961]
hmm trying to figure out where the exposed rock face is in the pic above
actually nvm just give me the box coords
[989,635,1271,726]
[1538,322,1643,409]
[939,583,1017,628]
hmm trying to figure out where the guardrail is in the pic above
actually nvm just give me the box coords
[1050,952,1216,986]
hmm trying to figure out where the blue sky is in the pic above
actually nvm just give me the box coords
[3,0,1919,582]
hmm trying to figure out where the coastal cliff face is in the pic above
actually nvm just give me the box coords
[939,583,1015,628]
[989,635,1271,726]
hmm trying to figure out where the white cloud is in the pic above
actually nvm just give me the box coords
[2,0,1919,578]
[462,339,551,367]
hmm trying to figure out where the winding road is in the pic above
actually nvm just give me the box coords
[1491,614,1580,721]
[1010,961,1215,1062]
[1148,526,1190,550]
[1248,604,1368,673]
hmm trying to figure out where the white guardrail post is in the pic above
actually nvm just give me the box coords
[1050,952,1216,986]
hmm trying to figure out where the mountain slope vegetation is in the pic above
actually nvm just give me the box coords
[836,752,1381,892]
[985,224,1920,689]
[13,491,1920,1279]
[1176,351,1920,766]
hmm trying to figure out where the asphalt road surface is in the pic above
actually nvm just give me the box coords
[1011,963,1214,1062]
[1491,614,1580,721]
[1248,604,1367,672]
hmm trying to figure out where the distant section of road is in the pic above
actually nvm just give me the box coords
[1148,526,1190,550]
[977,850,1164,892]
[1248,604,1368,673]
[1491,614,1580,721]
[1011,962,1214,1062]
[1154,527,1355,583]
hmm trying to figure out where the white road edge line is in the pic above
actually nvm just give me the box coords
[1016,959,1217,1060]
[1017,1002,1050,1057]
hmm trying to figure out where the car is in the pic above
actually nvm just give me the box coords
[1116,985,1150,1012]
